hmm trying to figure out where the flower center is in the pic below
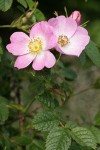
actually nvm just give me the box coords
[28,38,42,54]
[58,35,69,47]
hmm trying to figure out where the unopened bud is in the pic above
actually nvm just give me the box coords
[26,12,32,19]
[22,17,27,24]
[70,11,81,25]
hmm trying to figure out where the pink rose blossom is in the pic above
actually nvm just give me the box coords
[6,21,57,70]
[69,10,82,25]
[48,16,90,57]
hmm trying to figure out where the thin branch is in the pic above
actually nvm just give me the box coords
[71,86,93,97]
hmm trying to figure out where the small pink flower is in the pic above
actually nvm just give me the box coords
[48,16,90,57]
[6,21,57,70]
[69,10,82,25]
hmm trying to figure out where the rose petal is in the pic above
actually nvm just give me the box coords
[6,32,30,56]
[6,43,29,56]
[69,11,81,25]
[32,51,46,70]
[55,44,64,54]
[30,21,57,50]
[60,27,90,56]
[45,51,56,68]
[10,32,30,43]
[14,53,36,69]
[48,16,77,38]
[76,26,88,35]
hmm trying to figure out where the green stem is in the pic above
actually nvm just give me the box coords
[57,53,62,63]
[62,86,93,107]
[60,121,65,127]
[80,20,90,27]
[0,25,15,28]
[24,99,35,114]
[0,24,29,33]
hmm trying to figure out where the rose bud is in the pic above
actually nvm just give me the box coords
[69,10,82,25]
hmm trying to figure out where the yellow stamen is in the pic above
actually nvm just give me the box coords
[58,35,69,47]
[28,38,42,54]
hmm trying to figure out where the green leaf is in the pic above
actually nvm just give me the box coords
[30,76,45,95]
[28,139,45,150]
[46,127,71,150]
[28,145,42,150]
[80,146,92,150]
[71,127,97,149]
[26,0,35,10]
[94,111,100,126]
[17,5,26,12]
[62,69,77,81]
[0,134,15,150]
[17,0,27,8]
[0,96,8,103]
[37,92,59,108]
[35,69,51,78]
[8,103,24,112]
[79,51,86,66]
[85,41,100,67]
[0,96,9,122]
[69,142,81,150]
[65,121,77,130]
[32,111,60,131]
[70,142,92,150]
[16,135,32,146]
[34,9,45,21]
[61,82,69,93]
[0,103,9,122]
[0,0,13,11]
[70,143,92,150]
[89,127,100,144]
